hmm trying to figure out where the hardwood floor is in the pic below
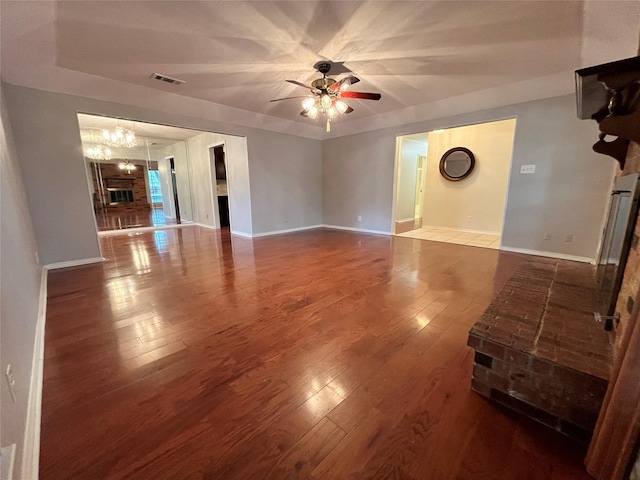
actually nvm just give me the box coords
[95,207,177,231]
[41,227,592,479]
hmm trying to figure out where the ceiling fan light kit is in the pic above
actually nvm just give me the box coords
[270,61,382,132]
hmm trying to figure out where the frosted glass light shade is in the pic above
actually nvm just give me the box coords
[335,100,348,114]
[302,97,316,111]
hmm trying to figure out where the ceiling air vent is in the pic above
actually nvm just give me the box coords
[150,73,185,85]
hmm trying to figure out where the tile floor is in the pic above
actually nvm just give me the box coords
[397,226,501,250]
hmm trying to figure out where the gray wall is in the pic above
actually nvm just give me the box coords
[248,132,322,234]
[3,83,323,263]
[323,94,615,260]
[1,86,43,479]
[323,130,395,233]
[4,86,102,265]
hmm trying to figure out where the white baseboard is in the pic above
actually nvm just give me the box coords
[194,222,217,230]
[500,246,595,264]
[193,223,253,238]
[193,222,252,238]
[45,256,103,270]
[21,267,48,480]
[197,223,390,238]
[230,230,252,238]
[251,225,323,238]
[423,225,501,235]
[97,223,195,237]
[321,224,391,236]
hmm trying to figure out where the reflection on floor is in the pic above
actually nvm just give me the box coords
[95,207,178,231]
[398,226,501,250]
[41,228,592,479]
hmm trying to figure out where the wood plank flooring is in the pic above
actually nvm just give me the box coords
[95,207,177,231]
[41,227,593,479]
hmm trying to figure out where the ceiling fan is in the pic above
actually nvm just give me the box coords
[270,62,382,132]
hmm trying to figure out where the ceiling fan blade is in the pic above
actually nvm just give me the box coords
[286,79,314,90]
[269,96,310,102]
[340,91,381,100]
[329,75,360,91]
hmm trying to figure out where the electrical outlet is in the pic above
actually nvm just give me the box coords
[5,365,16,403]
[565,234,573,243]
[357,216,362,222]
[520,164,536,174]
[544,233,551,240]
[466,216,472,223]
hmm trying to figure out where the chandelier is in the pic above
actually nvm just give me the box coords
[85,144,112,160]
[102,126,137,148]
[118,160,137,174]
[302,95,349,132]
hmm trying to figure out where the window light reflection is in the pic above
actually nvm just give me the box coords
[133,317,165,340]
[329,381,346,398]
[106,277,138,316]
[415,312,430,329]
[154,230,168,254]
[131,241,150,274]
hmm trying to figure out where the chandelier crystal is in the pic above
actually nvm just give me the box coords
[102,126,137,148]
[85,145,112,160]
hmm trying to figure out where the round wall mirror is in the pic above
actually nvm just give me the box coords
[439,147,475,181]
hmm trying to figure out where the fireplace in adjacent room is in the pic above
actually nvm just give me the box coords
[108,188,135,205]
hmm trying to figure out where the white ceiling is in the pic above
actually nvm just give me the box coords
[2,1,639,139]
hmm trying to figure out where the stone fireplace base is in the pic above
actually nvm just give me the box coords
[468,257,613,442]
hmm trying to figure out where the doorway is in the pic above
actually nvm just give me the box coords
[169,157,181,222]
[210,144,230,228]
[393,118,517,250]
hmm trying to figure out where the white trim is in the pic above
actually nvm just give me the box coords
[230,230,252,239]
[396,218,415,224]
[500,246,595,264]
[45,256,103,270]
[251,225,323,238]
[97,223,195,237]
[420,225,501,236]
[321,224,391,236]
[195,223,253,238]
[188,222,393,238]
[194,222,218,230]
[390,136,403,234]
[21,267,48,480]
